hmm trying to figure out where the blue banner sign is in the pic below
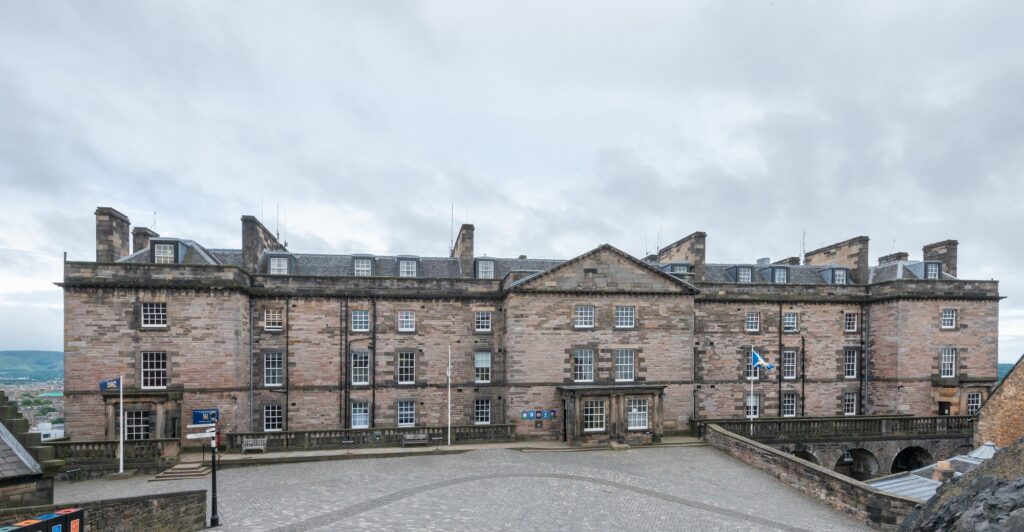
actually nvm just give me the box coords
[99,377,121,391]
[192,408,220,424]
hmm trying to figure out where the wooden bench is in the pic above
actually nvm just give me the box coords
[64,468,83,483]
[241,437,268,454]
[402,433,430,447]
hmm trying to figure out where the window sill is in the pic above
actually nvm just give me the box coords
[583,429,605,433]
[474,330,493,334]
[265,384,283,388]
[351,383,370,387]
[141,386,167,391]
[139,326,169,332]
[574,380,595,384]
[627,427,648,431]
[475,381,491,385]
[264,429,283,432]
[614,379,635,383]
[744,330,760,334]
[397,424,415,428]
[352,329,370,333]
[474,422,491,426]
[263,328,283,334]
[844,376,858,380]
[352,425,370,430]
[397,382,416,386]
[782,414,796,418]
[783,377,797,381]
[783,330,799,334]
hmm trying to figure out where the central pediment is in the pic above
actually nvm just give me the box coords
[507,244,698,294]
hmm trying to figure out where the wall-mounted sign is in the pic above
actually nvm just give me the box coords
[192,408,220,424]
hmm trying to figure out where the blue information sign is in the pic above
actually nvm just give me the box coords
[192,408,220,424]
[542,411,551,420]
[521,411,528,420]
[527,411,536,420]
[550,410,557,419]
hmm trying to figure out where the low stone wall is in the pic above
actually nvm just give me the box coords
[704,424,920,529]
[0,477,53,509]
[0,490,206,531]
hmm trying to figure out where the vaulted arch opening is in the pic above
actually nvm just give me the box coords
[833,448,879,481]
[890,446,934,474]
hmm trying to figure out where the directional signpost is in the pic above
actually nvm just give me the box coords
[187,415,220,527]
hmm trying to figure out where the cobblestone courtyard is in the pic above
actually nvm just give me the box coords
[56,446,869,531]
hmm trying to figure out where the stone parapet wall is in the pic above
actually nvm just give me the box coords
[0,490,206,531]
[703,423,919,529]
[976,356,1024,447]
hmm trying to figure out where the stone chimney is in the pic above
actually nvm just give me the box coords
[95,207,131,262]
[132,227,159,254]
[242,215,287,272]
[878,252,909,265]
[451,224,474,278]
[923,240,958,278]
[773,257,800,266]
[656,231,707,280]
[804,236,869,284]
[932,461,955,482]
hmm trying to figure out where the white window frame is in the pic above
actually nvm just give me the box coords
[269,257,289,275]
[844,313,859,333]
[263,404,283,432]
[926,263,940,280]
[154,243,175,264]
[941,309,957,329]
[125,410,150,440]
[966,393,982,415]
[941,347,957,378]
[834,269,847,285]
[474,399,491,425]
[351,310,369,332]
[141,302,167,328]
[782,393,797,417]
[264,308,283,331]
[737,268,752,284]
[843,392,858,416]
[783,313,798,333]
[745,312,760,332]
[264,352,283,387]
[351,352,370,385]
[475,352,492,383]
[397,351,416,384]
[573,305,595,329]
[782,350,797,379]
[573,349,594,382]
[475,311,492,332]
[582,399,605,432]
[353,258,372,277]
[351,401,370,429]
[745,394,760,418]
[141,351,167,389]
[773,268,788,284]
[397,310,416,332]
[627,398,648,430]
[844,349,858,379]
[399,260,417,278]
[397,400,415,427]
[477,261,494,279]
[614,306,636,328]
[615,349,635,382]
[746,359,760,381]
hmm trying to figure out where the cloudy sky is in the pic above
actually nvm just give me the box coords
[0,1,1021,362]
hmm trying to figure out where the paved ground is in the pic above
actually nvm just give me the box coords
[56,446,870,531]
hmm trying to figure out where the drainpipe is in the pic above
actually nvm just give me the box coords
[777,302,783,417]
[801,336,806,417]
[341,298,348,427]
[370,298,377,427]
[284,296,291,431]
[859,302,867,415]
[247,298,253,431]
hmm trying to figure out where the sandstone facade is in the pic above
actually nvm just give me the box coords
[61,208,1002,445]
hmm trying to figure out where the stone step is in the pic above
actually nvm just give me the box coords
[149,465,211,482]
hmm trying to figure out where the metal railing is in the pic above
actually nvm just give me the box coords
[226,424,515,452]
[695,415,974,442]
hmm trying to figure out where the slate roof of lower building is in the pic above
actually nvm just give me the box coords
[0,422,41,480]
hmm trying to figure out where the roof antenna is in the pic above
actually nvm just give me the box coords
[450,202,454,253]
[283,207,288,247]
[276,202,280,239]
[801,229,805,265]
[261,196,264,222]
[153,211,157,230]
[644,225,648,256]
[891,239,896,254]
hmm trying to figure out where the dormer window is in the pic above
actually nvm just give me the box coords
[269,257,289,275]
[353,258,372,277]
[477,260,494,279]
[399,259,418,278]
[833,269,848,285]
[669,264,689,274]
[737,268,752,284]
[772,268,788,284]
[925,262,941,280]
[153,243,175,264]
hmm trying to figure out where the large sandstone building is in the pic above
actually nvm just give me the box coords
[61,207,1000,445]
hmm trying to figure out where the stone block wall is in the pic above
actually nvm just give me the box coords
[0,477,52,509]
[976,356,1024,448]
[0,490,206,531]
[703,424,919,528]
[803,236,869,284]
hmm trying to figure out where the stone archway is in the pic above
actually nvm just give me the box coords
[833,448,880,481]
[890,446,934,474]
[791,450,820,466]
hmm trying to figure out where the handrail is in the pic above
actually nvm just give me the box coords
[694,415,975,442]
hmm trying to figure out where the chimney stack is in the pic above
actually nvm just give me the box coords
[932,461,955,482]
[95,207,130,262]
[878,252,909,265]
[923,240,958,278]
[242,215,287,272]
[132,227,159,254]
[451,224,475,278]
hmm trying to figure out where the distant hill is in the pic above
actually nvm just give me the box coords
[0,351,63,380]
[998,363,1014,383]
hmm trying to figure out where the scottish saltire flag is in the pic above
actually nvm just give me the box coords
[751,350,775,371]
[99,377,121,391]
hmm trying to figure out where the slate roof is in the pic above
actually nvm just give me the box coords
[702,263,836,285]
[867,442,998,500]
[118,239,222,266]
[867,260,958,283]
[0,422,41,480]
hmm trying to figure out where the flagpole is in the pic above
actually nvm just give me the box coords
[447,346,452,446]
[749,353,754,437]
[119,372,124,474]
